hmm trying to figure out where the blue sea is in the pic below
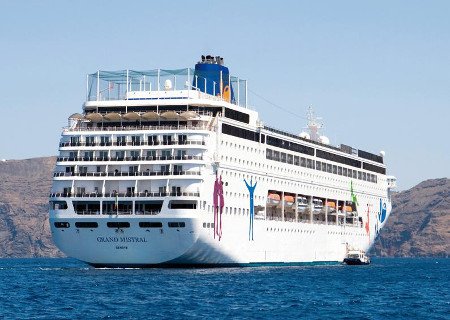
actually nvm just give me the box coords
[0,258,448,319]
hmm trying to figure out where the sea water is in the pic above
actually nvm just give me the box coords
[0,258,448,319]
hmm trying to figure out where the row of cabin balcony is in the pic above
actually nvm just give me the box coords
[53,168,202,178]
[59,139,206,148]
[57,153,204,163]
[50,189,200,199]
[61,134,206,148]
[58,163,198,172]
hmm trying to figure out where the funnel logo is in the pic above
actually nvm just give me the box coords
[244,178,257,241]
[379,199,387,223]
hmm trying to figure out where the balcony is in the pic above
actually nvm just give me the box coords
[75,209,160,215]
[49,191,200,198]
[53,170,201,177]
[56,155,204,162]
[59,139,206,147]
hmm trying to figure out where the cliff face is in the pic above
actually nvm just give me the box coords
[0,157,63,257]
[0,157,448,257]
[372,178,450,257]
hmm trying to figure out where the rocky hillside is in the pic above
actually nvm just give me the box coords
[0,157,63,257]
[0,156,448,257]
[372,178,450,257]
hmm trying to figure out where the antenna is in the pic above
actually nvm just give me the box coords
[306,106,323,142]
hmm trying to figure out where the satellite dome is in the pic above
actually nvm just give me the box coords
[319,136,330,145]
[380,151,386,157]
[299,132,310,139]
[164,79,173,90]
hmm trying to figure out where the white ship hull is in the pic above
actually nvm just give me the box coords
[50,209,377,266]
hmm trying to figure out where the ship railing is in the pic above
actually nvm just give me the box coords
[53,170,201,177]
[87,69,248,108]
[56,155,204,162]
[65,124,209,132]
[50,192,200,198]
[74,209,162,215]
[98,210,160,216]
[59,140,206,148]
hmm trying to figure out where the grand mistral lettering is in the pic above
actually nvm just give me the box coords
[97,237,147,243]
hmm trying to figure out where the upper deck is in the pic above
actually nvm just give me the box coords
[78,57,386,174]
[85,67,248,107]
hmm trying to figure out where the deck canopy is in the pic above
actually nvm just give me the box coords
[123,112,140,121]
[180,111,199,120]
[103,112,121,121]
[141,111,159,120]
[68,113,84,120]
[160,111,179,120]
[85,112,103,122]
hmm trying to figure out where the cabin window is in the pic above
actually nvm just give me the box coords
[116,136,126,146]
[100,136,110,146]
[107,222,130,228]
[115,151,125,160]
[85,136,95,146]
[51,201,68,210]
[168,222,186,228]
[161,150,171,159]
[130,150,140,159]
[54,222,70,228]
[148,135,159,145]
[75,222,98,228]
[169,200,197,209]
[139,222,162,228]
[224,108,250,124]
[287,154,293,164]
[327,164,332,173]
[131,136,141,145]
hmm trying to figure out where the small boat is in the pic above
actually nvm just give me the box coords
[343,250,371,265]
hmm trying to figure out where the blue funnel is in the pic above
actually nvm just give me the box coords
[193,55,234,102]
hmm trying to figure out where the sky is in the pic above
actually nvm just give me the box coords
[0,0,449,190]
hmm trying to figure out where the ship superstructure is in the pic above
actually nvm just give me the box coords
[49,55,396,266]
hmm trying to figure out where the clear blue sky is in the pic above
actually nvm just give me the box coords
[1,0,449,190]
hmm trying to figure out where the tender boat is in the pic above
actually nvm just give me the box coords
[343,250,371,265]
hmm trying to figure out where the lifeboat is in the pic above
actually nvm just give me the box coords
[326,201,336,208]
[325,201,336,213]
[339,205,353,213]
[267,193,280,206]
[283,195,295,207]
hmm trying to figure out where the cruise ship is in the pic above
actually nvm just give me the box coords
[49,55,396,267]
